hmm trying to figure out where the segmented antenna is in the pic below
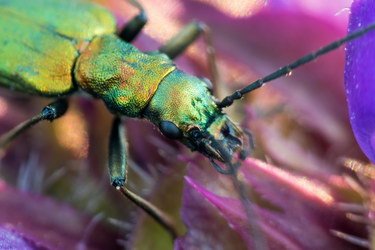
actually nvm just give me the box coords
[218,21,375,108]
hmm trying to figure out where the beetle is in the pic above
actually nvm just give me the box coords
[0,0,252,237]
[1,0,375,241]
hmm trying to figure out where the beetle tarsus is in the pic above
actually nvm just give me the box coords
[111,177,126,188]
[41,99,68,121]
[119,186,178,240]
[0,99,68,149]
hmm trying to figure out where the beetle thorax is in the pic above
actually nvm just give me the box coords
[74,34,175,117]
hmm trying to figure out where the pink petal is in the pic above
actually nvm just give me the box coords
[177,159,364,249]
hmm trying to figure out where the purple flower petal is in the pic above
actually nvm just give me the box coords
[0,181,121,250]
[175,175,248,250]
[345,0,375,163]
[177,159,365,249]
[0,226,37,250]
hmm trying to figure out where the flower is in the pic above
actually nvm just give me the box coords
[345,0,375,163]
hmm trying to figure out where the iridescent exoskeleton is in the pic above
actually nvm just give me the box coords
[0,0,249,184]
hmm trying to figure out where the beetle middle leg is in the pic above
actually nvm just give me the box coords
[118,0,148,43]
[0,99,68,149]
[159,21,219,91]
[108,116,178,239]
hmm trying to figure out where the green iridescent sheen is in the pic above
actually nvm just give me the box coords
[75,35,176,117]
[0,0,246,163]
[0,0,116,40]
[0,0,116,96]
[144,70,220,133]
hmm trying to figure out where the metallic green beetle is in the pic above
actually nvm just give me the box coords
[2,0,375,237]
[0,0,253,235]
[0,0,248,184]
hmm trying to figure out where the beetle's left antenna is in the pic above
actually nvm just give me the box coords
[0,99,68,149]
[218,21,375,108]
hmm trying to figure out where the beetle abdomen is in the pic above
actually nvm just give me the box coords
[75,35,176,117]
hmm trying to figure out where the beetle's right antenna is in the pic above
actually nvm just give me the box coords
[218,21,375,108]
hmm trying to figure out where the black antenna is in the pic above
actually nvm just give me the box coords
[218,21,375,108]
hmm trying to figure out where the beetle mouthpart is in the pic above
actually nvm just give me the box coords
[202,142,225,162]
[190,130,231,162]
[205,116,245,156]
[186,117,247,167]
[209,158,239,175]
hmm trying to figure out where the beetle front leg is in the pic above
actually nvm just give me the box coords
[108,116,127,187]
[159,21,219,90]
[108,116,178,239]
[0,99,68,149]
[118,0,147,42]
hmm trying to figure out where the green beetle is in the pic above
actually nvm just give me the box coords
[0,0,251,233]
[0,0,248,182]
[1,0,375,238]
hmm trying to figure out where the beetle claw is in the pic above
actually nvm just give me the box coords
[111,177,126,188]
[209,159,235,175]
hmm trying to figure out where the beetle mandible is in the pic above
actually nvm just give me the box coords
[1,0,375,239]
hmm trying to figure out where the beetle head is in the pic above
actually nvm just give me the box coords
[144,70,249,170]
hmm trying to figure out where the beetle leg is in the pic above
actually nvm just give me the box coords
[108,116,178,239]
[118,0,147,42]
[108,116,127,187]
[241,129,255,159]
[159,21,219,90]
[0,99,68,149]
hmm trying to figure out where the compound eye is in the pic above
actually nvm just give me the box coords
[159,121,183,139]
